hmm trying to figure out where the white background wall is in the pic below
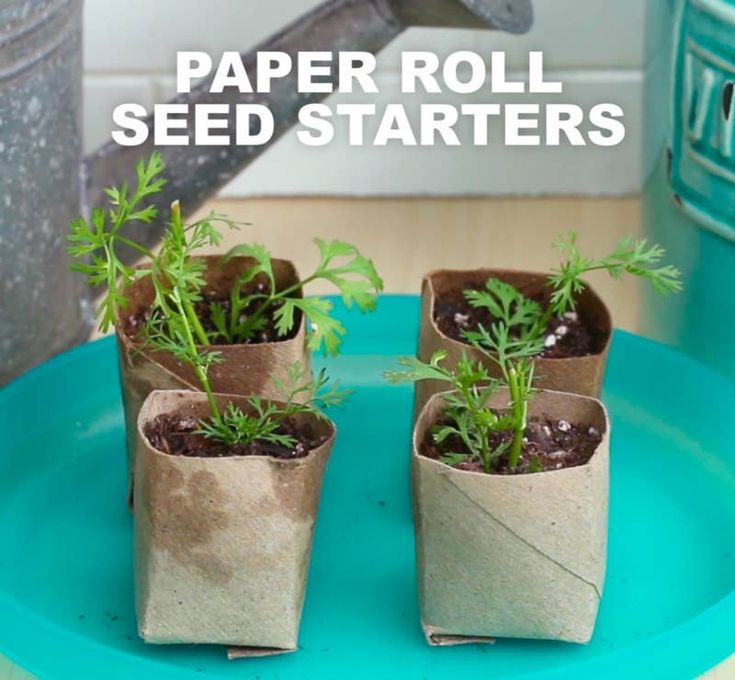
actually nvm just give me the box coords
[83,0,655,197]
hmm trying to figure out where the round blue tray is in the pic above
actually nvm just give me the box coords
[1,295,734,679]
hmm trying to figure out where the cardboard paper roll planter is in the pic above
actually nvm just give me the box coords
[115,254,308,500]
[414,233,682,417]
[413,389,609,644]
[416,268,611,414]
[134,390,335,653]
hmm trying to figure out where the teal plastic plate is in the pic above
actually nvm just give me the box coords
[1,295,734,680]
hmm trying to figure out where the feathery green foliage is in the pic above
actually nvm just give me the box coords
[217,238,384,355]
[464,231,682,354]
[67,153,382,357]
[67,152,359,449]
[195,363,349,449]
[548,231,682,317]
[66,154,166,332]
[386,351,522,472]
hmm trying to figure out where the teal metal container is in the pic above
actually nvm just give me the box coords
[642,0,735,379]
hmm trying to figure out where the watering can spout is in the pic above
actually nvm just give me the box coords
[82,0,533,261]
[388,0,532,32]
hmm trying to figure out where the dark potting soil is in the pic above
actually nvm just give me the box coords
[123,277,301,346]
[144,413,327,459]
[433,286,607,358]
[421,415,602,475]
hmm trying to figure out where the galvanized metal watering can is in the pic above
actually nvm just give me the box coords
[0,0,533,385]
[642,0,735,379]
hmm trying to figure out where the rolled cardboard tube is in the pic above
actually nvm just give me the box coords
[412,388,609,645]
[414,269,612,419]
[134,389,335,654]
[115,256,310,506]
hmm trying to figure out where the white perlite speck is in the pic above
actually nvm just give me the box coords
[544,335,557,348]
[454,313,469,327]
[563,311,578,322]
[557,420,571,432]
[555,324,568,336]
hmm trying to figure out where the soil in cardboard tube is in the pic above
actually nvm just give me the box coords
[421,415,602,474]
[144,413,327,459]
[433,286,607,358]
[124,277,301,346]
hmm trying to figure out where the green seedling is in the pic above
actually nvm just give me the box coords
[67,152,383,357]
[464,231,683,356]
[195,363,349,448]
[386,290,545,471]
[385,350,534,472]
[213,237,383,355]
[67,154,240,337]
[387,233,682,474]
[67,152,367,448]
[124,198,350,446]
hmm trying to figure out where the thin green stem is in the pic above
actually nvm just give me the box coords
[114,236,156,260]
[186,302,211,347]
[507,366,525,469]
[463,384,491,471]
[171,286,220,420]
[169,200,210,347]
[197,367,220,420]
[271,272,316,300]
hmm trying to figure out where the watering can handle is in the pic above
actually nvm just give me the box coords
[82,0,532,265]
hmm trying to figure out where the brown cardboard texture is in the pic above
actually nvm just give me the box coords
[413,388,609,644]
[134,390,334,653]
[414,269,612,418]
